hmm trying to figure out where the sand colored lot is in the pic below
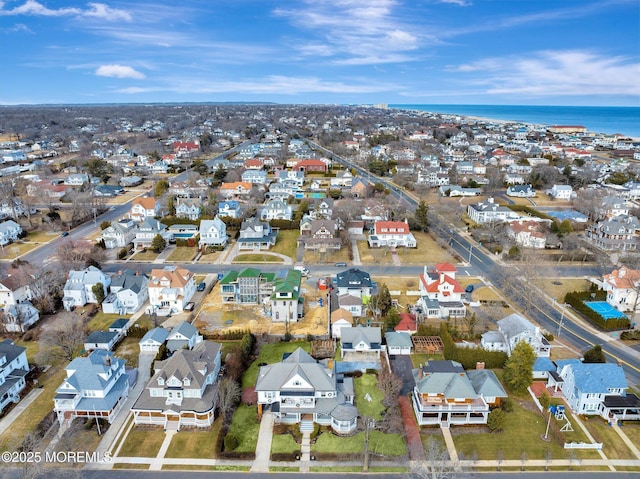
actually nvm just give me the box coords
[195,279,330,337]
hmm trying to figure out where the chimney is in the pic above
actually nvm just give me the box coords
[117,270,122,275]
[105,355,111,366]
[487,197,494,204]
[476,362,485,370]
[418,369,423,379]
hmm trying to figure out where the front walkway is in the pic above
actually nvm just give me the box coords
[149,430,177,470]
[250,411,274,472]
[0,387,43,436]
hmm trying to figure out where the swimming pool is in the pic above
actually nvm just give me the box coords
[584,301,628,320]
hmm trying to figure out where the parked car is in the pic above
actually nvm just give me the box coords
[197,281,206,292]
[465,284,474,293]
[335,262,347,267]
[294,266,310,276]
[184,302,195,311]
[61,231,69,237]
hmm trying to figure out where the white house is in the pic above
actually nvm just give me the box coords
[2,302,39,333]
[417,263,466,319]
[166,321,203,352]
[549,184,574,200]
[0,340,29,414]
[53,349,130,424]
[132,341,222,429]
[218,201,241,219]
[148,266,196,315]
[0,275,32,307]
[198,216,228,248]
[260,198,293,221]
[100,219,137,249]
[336,268,374,318]
[133,219,171,251]
[340,326,383,361]
[330,308,353,339]
[129,197,160,222]
[237,218,278,251]
[0,220,22,246]
[602,266,640,313]
[102,270,149,315]
[480,313,551,357]
[385,332,413,355]
[62,266,111,311]
[367,220,416,248]
[175,198,202,221]
[506,220,547,249]
[139,327,170,353]
[84,330,120,352]
[506,184,536,198]
[467,198,519,224]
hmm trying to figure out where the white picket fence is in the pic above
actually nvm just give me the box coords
[564,442,603,450]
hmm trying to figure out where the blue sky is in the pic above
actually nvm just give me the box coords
[1,0,639,105]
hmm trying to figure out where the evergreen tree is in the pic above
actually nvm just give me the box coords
[414,200,429,232]
[91,282,105,304]
[583,344,606,363]
[151,234,166,253]
[503,341,536,393]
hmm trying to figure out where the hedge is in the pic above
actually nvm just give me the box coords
[440,323,507,369]
[564,290,631,330]
[506,204,553,220]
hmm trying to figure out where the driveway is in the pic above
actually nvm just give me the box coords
[390,354,415,395]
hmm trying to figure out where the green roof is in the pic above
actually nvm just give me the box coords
[220,271,239,284]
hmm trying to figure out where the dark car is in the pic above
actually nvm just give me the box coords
[465,284,474,293]
[197,281,206,292]
[61,231,69,237]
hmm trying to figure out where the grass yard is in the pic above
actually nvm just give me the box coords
[0,365,66,452]
[132,250,161,262]
[394,232,457,264]
[373,276,420,308]
[452,399,597,461]
[165,419,222,458]
[580,416,635,459]
[117,427,165,457]
[26,231,58,243]
[354,375,384,420]
[14,339,39,363]
[233,254,284,263]
[534,278,591,303]
[622,422,640,449]
[302,247,350,265]
[0,242,39,260]
[311,430,406,457]
[242,341,311,389]
[166,246,198,262]
[411,353,445,368]
[113,336,141,368]
[199,249,223,262]
[271,433,300,455]
[87,312,131,332]
[270,230,298,258]
[226,404,260,453]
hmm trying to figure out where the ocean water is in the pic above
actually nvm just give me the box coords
[390,104,640,139]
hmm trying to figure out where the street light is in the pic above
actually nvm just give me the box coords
[557,303,568,337]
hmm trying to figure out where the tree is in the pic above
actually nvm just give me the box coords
[583,344,606,363]
[412,437,464,479]
[217,378,241,426]
[376,283,392,317]
[414,200,429,232]
[36,316,87,362]
[167,194,176,217]
[503,341,536,393]
[154,179,169,197]
[10,263,64,314]
[92,282,106,305]
[487,408,506,432]
[151,234,166,253]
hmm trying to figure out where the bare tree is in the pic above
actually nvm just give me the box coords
[56,239,105,270]
[411,437,463,479]
[10,263,64,314]
[216,378,241,426]
[36,316,87,363]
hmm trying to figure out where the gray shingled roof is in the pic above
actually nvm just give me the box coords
[255,347,336,392]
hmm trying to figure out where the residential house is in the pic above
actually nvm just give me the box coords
[241,169,268,185]
[466,368,509,408]
[237,218,277,251]
[62,266,111,311]
[394,313,418,334]
[102,269,149,315]
[331,170,353,187]
[166,321,203,353]
[100,219,137,249]
[299,219,341,251]
[0,275,32,307]
[175,198,202,221]
[336,268,375,318]
[506,184,536,198]
[597,196,629,219]
[293,159,328,173]
[0,340,29,414]
[350,178,369,198]
[480,313,551,357]
[0,220,22,246]
[340,326,383,361]
[219,268,275,304]
[220,181,252,199]
[218,200,242,219]
[53,349,130,424]
[417,263,466,319]
[130,197,160,222]
[255,348,357,434]
[411,360,496,427]
[549,184,574,200]
[269,270,304,323]
[506,220,547,249]
[84,330,120,352]
[133,219,171,251]
[330,308,353,339]
[361,202,390,224]
[94,185,124,197]
[260,198,293,221]
[276,170,305,186]
[467,197,519,224]
[385,332,413,355]
[440,185,481,197]
[586,215,638,251]
[132,341,222,430]
[148,266,196,315]
[198,217,228,249]
[367,220,416,248]
[139,327,170,353]
[108,318,129,339]
[552,360,628,416]
[602,266,640,313]
[309,198,334,220]
[2,302,39,333]
[63,173,91,186]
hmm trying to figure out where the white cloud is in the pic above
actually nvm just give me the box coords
[1,23,33,33]
[0,1,131,21]
[438,0,471,6]
[95,64,145,79]
[453,50,640,97]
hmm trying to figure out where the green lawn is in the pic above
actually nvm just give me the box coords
[226,404,260,453]
[354,375,384,420]
[271,433,300,454]
[14,338,39,363]
[87,312,131,332]
[118,428,165,457]
[581,416,635,459]
[242,341,310,389]
[311,430,406,456]
[165,418,222,458]
[452,400,598,461]
[270,230,298,258]
[233,254,284,263]
[623,422,640,449]
[166,247,198,262]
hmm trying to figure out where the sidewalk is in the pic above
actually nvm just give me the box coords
[250,411,274,473]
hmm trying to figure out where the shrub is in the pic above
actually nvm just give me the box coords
[488,408,506,432]
[223,434,238,451]
[501,397,514,413]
